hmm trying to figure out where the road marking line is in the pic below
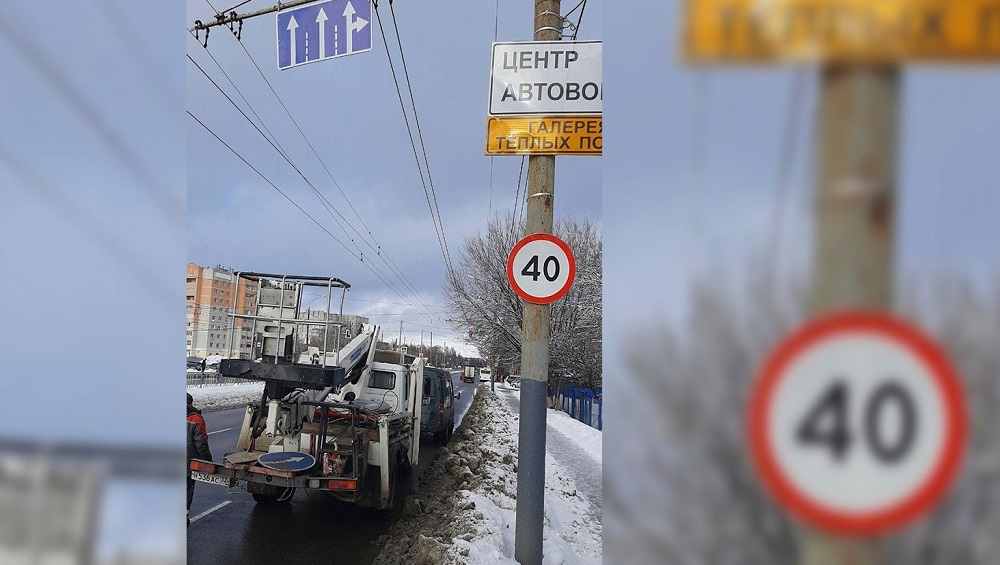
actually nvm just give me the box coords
[189,500,231,523]
[208,428,233,435]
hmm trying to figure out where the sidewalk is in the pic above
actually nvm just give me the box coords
[495,383,603,528]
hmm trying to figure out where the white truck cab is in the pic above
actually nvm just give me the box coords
[336,361,412,413]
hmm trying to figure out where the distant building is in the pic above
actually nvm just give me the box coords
[303,310,369,347]
[186,264,258,359]
[0,453,103,565]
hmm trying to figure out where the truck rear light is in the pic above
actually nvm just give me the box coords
[190,460,217,474]
[306,478,357,490]
[439,402,445,417]
[326,479,357,490]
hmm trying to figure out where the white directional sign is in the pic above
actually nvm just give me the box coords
[748,311,967,535]
[506,234,575,304]
[489,41,602,116]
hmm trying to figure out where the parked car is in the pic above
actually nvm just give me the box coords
[186,356,205,370]
[422,366,458,445]
[479,367,492,382]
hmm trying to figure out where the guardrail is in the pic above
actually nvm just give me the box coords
[185,372,257,387]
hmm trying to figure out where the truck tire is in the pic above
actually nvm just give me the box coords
[362,461,397,510]
[434,428,447,445]
[384,459,398,509]
[399,448,413,476]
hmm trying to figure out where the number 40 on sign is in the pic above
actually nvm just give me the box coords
[506,234,575,305]
[748,311,967,536]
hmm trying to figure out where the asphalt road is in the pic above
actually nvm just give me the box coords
[187,371,479,564]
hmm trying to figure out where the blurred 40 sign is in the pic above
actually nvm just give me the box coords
[506,234,575,305]
[748,311,967,535]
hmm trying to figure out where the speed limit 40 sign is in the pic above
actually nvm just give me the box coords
[506,234,575,304]
[748,311,967,536]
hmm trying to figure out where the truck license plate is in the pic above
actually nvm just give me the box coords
[191,471,235,487]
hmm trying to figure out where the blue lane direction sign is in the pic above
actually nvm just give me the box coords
[277,0,371,70]
[258,451,317,473]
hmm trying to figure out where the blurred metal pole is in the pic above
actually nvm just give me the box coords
[801,64,899,565]
[515,2,560,563]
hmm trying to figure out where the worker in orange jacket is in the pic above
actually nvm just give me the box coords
[187,393,212,526]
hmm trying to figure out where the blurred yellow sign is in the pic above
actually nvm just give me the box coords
[486,115,602,156]
[683,0,1000,62]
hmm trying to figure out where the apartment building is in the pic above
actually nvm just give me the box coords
[186,264,258,359]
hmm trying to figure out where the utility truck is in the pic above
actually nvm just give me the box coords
[188,272,423,509]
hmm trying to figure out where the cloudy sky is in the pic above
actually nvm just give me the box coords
[186,0,603,357]
[604,0,1000,346]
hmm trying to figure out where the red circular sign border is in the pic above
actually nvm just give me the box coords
[748,310,967,536]
[506,234,576,305]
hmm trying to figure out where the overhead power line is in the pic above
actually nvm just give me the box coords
[374,1,455,281]
[571,0,588,40]
[187,2,449,323]
[210,21,443,322]
[186,50,362,256]
[186,109,435,318]
[766,68,810,286]
[187,35,442,324]
[0,140,174,303]
[387,1,453,271]
[0,9,183,227]
[511,156,526,240]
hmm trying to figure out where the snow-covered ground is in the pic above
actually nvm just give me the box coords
[375,386,602,564]
[186,382,263,412]
[495,383,603,532]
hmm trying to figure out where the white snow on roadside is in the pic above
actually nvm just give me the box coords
[187,382,263,411]
[449,389,602,564]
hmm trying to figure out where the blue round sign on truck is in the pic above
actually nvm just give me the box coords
[258,451,316,473]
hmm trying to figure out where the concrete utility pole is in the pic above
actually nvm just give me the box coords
[801,64,899,565]
[515,2,560,563]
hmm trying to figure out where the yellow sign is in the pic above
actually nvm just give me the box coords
[683,0,1000,62]
[486,115,602,156]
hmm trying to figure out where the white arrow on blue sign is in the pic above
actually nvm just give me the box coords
[277,0,372,70]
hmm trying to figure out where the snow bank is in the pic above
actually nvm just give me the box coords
[186,382,263,412]
[374,387,602,564]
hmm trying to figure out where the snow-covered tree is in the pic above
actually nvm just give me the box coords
[445,215,602,391]
[606,268,1000,564]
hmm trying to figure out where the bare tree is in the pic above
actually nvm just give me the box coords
[445,215,602,391]
[606,267,1000,564]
